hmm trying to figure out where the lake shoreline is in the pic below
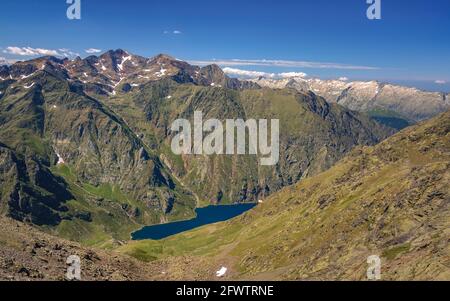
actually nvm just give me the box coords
[131,203,258,241]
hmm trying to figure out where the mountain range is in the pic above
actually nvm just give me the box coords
[0,49,448,280]
[251,77,450,129]
[0,50,394,244]
[1,101,448,280]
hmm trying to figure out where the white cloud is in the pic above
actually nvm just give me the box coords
[279,72,307,78]
[3,46,79,59]
[223,67,275,78]
[189,58,379,70]
[339,77,349,81]
[223,67,307,79]
[85,48,102,54]
[4,46,60,56]
[435,80,446,84]
[59,48,80,58]
[164,30,182,35]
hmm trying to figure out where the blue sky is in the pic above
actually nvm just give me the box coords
[1,0,449,91]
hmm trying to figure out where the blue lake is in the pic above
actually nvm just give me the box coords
[131,203,257,240]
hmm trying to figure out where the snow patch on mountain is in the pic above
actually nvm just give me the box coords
[117,55,132,72]
[216,267,227,277]
[156,68,167,77]
[251,77,450,122]
[55,150,65,165]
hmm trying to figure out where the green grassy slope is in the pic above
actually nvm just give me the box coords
[0,70,196,245]
[0,60,393,245]
[119,110,450,280]
[105,80,393,205]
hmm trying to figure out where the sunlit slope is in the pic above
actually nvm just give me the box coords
[120,110,450,280]
[110,80,393,205]
[0,53,392,245]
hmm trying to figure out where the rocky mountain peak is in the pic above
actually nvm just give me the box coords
[199,64,227,84]
[201,64,224,74]
[101,49,129,60]
[150,53,176,63]
[0,50,261,97]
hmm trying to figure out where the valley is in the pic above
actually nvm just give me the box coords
[120,109,450,280]
[132,203,257,240]
[0,105,447,281]
[0,50,393,244]
[250,77,450,129]
[0,50,448,281]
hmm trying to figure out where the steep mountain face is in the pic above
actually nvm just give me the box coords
[198,64,259,89]
[63,50,258,95]
[99,73,392,205]
[122,110,450,281]
[251,77,450,128]
[0,61,197,243]
[3,110,447,281]
[0,50,393,243]
[0,214,219,280]
[0,142,73,226]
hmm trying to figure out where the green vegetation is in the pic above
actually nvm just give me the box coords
[382,243,411,260]
[0,53,413,258]
[118,111,450,280]
[368,108,412,130]
[0,52,449,280]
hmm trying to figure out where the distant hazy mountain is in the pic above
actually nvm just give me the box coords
[0,50,393,243]
[251,77,450,129]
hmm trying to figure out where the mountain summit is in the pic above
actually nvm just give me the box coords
[0,50,260,97]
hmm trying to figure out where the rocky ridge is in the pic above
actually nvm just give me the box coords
[0,50,393,243]
[251,77,450,126]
